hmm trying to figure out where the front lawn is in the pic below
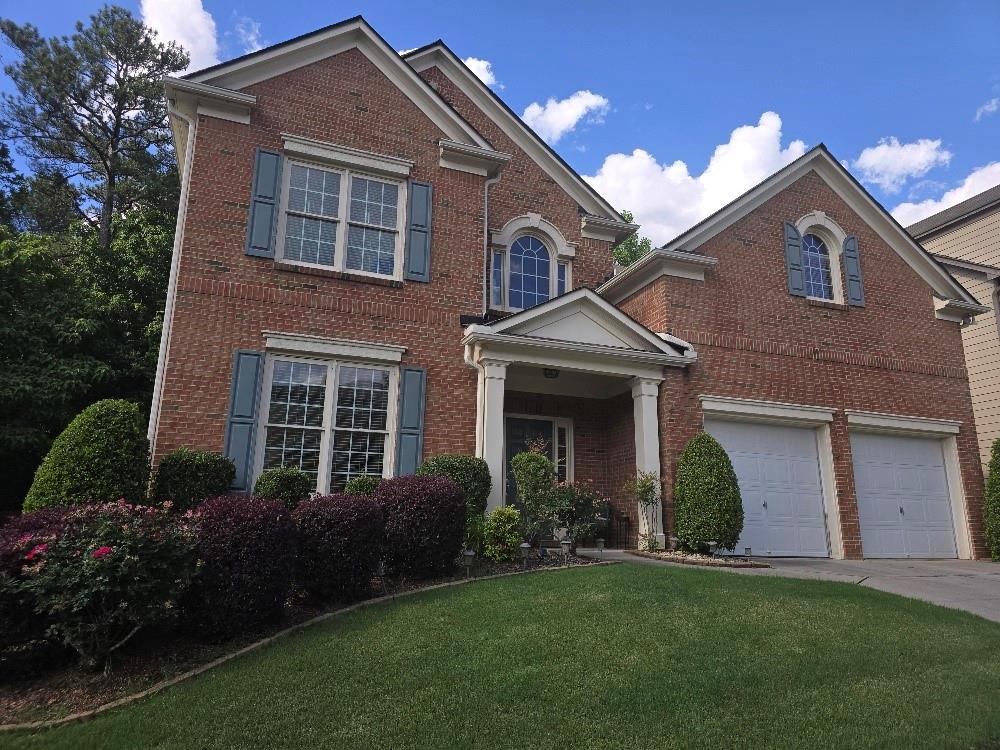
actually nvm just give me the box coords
[8,563,1000,749]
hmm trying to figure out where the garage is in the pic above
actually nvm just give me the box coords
[705,419,830,557]
[850,432,958,558]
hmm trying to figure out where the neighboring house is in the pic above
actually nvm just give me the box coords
[907,187,1000,469]
[150,16,991,559]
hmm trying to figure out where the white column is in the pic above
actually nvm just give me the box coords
[480,359,508,510]
[631,377,665,548]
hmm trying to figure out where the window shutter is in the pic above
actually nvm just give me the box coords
[841,235,865,307]
[223,350,264,490]
[783,221,806,297]
[245,148,283,258]
[404,181,432,282]
[395,367,427,476]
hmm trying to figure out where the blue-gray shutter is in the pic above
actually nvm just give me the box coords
[222,350,264,490]
[395,367,427,475]
[841,235,865,307]
[404,181,432,282]
[245,148,282,258]
[783,221,806,297]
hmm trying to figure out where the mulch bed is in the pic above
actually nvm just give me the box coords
[627,549,771,569]
[0,554,598,726]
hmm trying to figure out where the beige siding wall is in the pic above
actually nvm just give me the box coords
[921,207,1000,267]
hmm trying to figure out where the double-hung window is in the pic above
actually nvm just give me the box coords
[277,160,405,279]
[256,356,397,493]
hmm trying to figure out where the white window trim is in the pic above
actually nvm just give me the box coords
[275,157,408,281]
[796,211,847,305]
[281,133,414,178]
[251,353,399,495]
[502,413,574,503]
[263,331,406,363]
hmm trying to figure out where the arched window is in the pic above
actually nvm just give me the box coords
[509,236,551,310]
[802,233,834,300]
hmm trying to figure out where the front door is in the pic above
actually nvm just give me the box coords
[504,416,571,503]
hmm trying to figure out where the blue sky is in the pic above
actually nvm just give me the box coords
[4,0,1000,242]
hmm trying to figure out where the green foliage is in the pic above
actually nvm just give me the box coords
[23,400,149,512]
[343,474,381,497]
[482,506,522,562]
[151,448,235,511]
[625,471,662,551]
[611,210,653,268]
[673,432,744,552]
[464,512,486,553]
[985,439,1000,560]
[416,454,492,515]
[510,450,556,541]
[548,482,601,549]
[17,501,195,670]
[253,467,314,509]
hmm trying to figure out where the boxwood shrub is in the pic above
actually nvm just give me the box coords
[985,438,1000,560]
[482,506,521,562]
[23,400,149,512]
[292,494,383,602]
[253,466,313,509]
[416,454,492,515]
[185,495,296,638]
[673,431,744,552]
[343,474,381,497]
[150,448,235,511]
[375,475,466,578]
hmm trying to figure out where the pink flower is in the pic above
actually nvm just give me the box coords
[25,543,47,561]
[91,546,113,560]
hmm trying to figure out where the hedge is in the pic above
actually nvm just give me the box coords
[150,448,235,511]
[985,438,1000,560]
[253,466,313,509]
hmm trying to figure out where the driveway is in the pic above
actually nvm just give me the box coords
[586,550,1000,622]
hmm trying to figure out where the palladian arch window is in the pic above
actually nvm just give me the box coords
[509,236,551,310]
[801,233,834,300]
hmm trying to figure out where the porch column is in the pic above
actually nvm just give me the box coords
[631,377,665,548]
[480,359,508,510]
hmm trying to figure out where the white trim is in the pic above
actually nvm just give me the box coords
[816,423,845,559]
[492,213,577,259]
[438,139,510,177]
[600,249,718,302]
[796,211,846,305]
[163,77,255,126]
[581,214,639,244]
[281,133,413,177]
[845,410,962,436]
[263,332,405,363]
[943,435,974,559]
[933,254,1000,279]
[933,296,991,323]
[700,395,835,425]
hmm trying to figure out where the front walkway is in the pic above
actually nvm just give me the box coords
[581,549,1000,622]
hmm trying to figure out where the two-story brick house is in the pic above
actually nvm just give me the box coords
[150,16,991,558]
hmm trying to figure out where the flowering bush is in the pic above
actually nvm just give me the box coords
[292,495,383,602]
[253,466,313,509]
[185,495,297,639]
[482,506,522,562]
[375,476,466,578]
[150,448,236,511]
[16,501,195,670]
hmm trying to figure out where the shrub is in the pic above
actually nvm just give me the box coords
[673,432,743,552]
[548,482,601,551]
[375,475,466,578]
[151,448,235,511]
[416,454,492,516]
[23,400,149,512]
[343,474,381,497]
[510,451,556,542]
[985,438,1000,560]
[292,495,383,602]
[464,512,485,553]
[185,495,296,638]
[253,466,313,509]
[0,508,68,649]
[625,471,662,551]
[482,506,522,562]
[17,502,194,670]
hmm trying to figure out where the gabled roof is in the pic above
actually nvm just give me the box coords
[182,16,490,150]
[907,183,1000,239]
[403,42,628,226]
[600,145,981,306]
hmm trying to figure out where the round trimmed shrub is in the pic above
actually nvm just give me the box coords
[292,494,383,602]
[985,438,1000,560]
[673,432,744,552]
[482,506,521,562]
[253,466,313,509]
[185,495,296,638]
[24,400,149,512]
[375,475,466,578]
[151,448,235,511]
[343,474,381,497]
[416,454,492,515]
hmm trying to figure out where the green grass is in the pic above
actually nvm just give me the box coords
[8,563,1000,749]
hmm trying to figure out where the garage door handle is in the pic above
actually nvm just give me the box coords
[899,506,904,515]
[762,500,767,509]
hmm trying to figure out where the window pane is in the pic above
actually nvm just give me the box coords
[287,164,340,218]
[556,426,568,483]
[263,426,323,483]
[801,233,834,300]
[349,176,399,229]
[509,236,550,310]
[335,367,390,430]
[557,262,567,296]
[491,251,504,307]
[346,224,396,276]
[330,430,386,492]
[268,361,327,427]
[284,214,336,266]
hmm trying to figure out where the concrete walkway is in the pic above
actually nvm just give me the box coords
[579,549,1000,622]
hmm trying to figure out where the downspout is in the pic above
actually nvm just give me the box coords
[482,173,502,316]
[147,103,198,455]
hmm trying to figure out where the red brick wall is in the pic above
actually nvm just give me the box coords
[618,170,987,558]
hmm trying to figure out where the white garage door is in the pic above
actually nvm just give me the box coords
[705,419,829,557]
[851,432,957,558]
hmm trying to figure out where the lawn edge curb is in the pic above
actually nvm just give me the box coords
[625,550,771,569]
[1,560,618,733]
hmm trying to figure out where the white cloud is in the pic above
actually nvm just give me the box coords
[852,137,952,194]
[975,97,1000,122]
[523,90,609,144]
[141,0,220,72]
[892,162,1000,226]
[463,57,498,87]
[584,112,806,245]
[234,16,264,54]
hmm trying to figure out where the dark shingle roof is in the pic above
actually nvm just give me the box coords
[907,183,1000,239]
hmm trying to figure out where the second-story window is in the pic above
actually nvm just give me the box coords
[277,160,405,279]
[492,234,573,312]
[802,233,834,300]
